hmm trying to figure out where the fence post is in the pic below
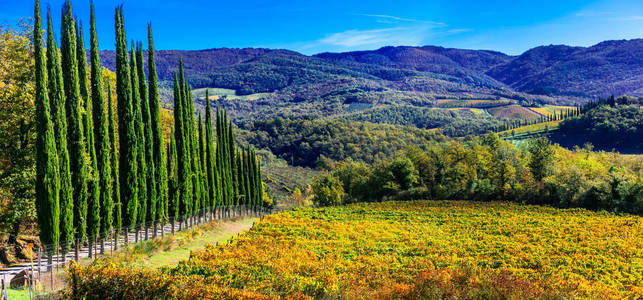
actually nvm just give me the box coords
[49,261,53,291]
[37,248,41,284]
[88,236,93,259]
[114,229,119,251]
[1,275,7,300]
[56,246,59,273]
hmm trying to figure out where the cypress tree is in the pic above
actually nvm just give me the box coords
[247,148,256,208]
[255,149,263,207]
[227,119,236,206]
[180,72,202,220]
[198,112,209,216]
[137,43,156,236]
[107,86,121,231]
[204,91,216,213]
[173,70,191,224]
[235,149,242,205]
[167,131,179,226]
[147,24,167,231]
[61,0,88,242]
[241,149,249,206]
[130,43,147,233]
[90,3,112,248]
[34,0,60,253]
[77,21,100,250]
[46,6,73,254]
[115,7,138,230]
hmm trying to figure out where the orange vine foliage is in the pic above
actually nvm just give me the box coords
[68,201,642,299]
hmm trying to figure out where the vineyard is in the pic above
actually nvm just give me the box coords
[68,201,642,299]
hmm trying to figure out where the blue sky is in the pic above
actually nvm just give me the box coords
[1,0,642,55]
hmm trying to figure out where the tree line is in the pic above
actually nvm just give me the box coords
[32,0,266,263]
[312,135,642,215]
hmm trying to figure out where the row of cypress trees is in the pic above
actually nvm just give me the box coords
[167,61,264,228]
[33,0,266,261]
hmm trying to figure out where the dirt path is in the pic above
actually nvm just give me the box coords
[125,218,256,268]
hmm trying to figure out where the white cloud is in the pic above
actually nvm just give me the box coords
[357,14,445,26]
[609,15,643,21]
[318,26,430,48]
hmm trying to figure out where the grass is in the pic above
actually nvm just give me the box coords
[71,201,643,299]
[103,217,257,269]
[7,287,30,300]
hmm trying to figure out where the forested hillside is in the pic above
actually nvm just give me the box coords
[92,39,643,139]
[554,102,643,151]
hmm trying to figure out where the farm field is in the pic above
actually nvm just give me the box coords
[499,120,562,137]
[192,87,272,101]
[69,201,642,299]
[529,105,576,117]
[488,104,542,120]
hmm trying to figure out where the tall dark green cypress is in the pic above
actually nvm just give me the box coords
[137,43,156,231]
[130,43,147,229]
[198,112,208,214]
[204,91,216,212]
[180,70,201,219]
[107,86,121,231]
[89,3,112,243]
[254,149,263,207]
[235,149,242,204]
[61,0,88,242]
[115,7,138,229]
[46,6,73,253]
[173,69,191,221]
[243,148,252,207]
[34,0,60,252]
[216,108,233,208]
[247,148,256,208]
[167,131,179,224]
[147,24,167,229]
[227,118,235,206]
[77,20,101,245]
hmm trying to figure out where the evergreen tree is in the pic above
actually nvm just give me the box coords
[34,0,60,252]
[115,7,138,229]
[255,149,263,207]
[137,43,156,233]
[204,91,216,212]
[61,0,88,242]
[77,21,100,248]
[147,24,167,230]
[90,3,112,245]
[107,86,121,231]
[180,71,202,219]
[167,131,179,224]
[227,120,235,206]
[130,43,147,230]
[46,6,73,253]
[173,70,192,222]
[198,112,209,214]
[243,149,251,207]
[235,149,243,205]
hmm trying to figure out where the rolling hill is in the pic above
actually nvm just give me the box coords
[95,39,643,134]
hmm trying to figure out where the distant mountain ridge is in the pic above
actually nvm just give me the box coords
[98,38,643,102]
